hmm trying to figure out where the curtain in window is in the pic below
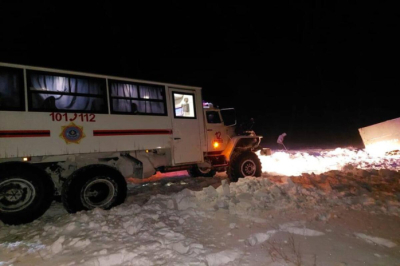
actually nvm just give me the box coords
[110,82,165,114]
[29,72,106,112]
[111,83,138,112]
[139,85,163,100]
[136,101,165,114]
[111,83,138,98]
[112,99,134,113]
[112,99,165,114]
[0,67,23,110]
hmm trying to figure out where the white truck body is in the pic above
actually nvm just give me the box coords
[0,62,209,173]
[358,117,400,155]
[0,62,262,225]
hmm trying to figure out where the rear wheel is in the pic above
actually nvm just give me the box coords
[227,151,262,182]
[62,165,127,213]
[0,162,54,225]
[187,164,216,177]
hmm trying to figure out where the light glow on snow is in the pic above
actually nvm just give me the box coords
[364,139,400,156]
[258,148,400,176]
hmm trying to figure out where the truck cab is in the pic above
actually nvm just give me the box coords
[186,102,262,179]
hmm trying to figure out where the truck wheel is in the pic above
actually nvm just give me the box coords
[227,151,262,182]
[0,162,54,225]
[62,165,127,213]
[187,165,216,178]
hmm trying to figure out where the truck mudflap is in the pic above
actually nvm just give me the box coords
[358,117,400,155]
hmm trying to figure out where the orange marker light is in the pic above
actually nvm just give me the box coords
[213,142,219,148]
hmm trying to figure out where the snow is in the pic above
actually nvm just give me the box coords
[354,233,397,248]
[259,148,400,176]
[1,148,400,265]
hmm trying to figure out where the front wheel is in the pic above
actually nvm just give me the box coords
[227,151,262,182]
[62,165,127,213]
[0,162,54,225]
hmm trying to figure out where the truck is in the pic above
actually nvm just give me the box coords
[358,117,400,155]
[0,62,263,225]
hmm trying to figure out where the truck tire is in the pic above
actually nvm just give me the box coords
[227,151,262,182]
[62,165,127,213]
[187,165,216,178]
[0,162,54,225]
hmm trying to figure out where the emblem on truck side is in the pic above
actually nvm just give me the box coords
[214,131,223,143]
[60,122,85,144]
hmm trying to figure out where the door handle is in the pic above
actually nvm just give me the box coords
[174,137,181,140]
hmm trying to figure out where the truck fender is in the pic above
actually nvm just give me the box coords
[222,136,261,161]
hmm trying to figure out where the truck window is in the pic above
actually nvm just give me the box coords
[0,66,25,111]
[206,111,222,124]
[28,70,107,113]
[109,80,166,115]
[220,108,236,126]
[173,92,196,118]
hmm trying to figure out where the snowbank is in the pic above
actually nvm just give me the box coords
[1,148,400,265]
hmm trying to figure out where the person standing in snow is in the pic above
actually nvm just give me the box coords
[277,133,287,150]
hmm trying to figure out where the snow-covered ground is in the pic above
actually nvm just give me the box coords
[1,148,400,266]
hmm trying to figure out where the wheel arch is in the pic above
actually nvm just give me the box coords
[64,164,127,192]
[222,136,262,162]
[69,163,125,179]
[0,161,55,190]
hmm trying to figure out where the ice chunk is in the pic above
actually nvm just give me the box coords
[216,179,230,197]
[176,195,197,210]
[166,199,176,209]
[51,236,65,254]
[284,227,325,236]
[63,222,77,232]
[279,221,305,230]
[172,241,190,254]
[205,249,242,266]
[279,221,324,236]
[247,230,277,246]
[73,239,91,249]
[99,249,108,255]
[126,223,143,235]
[354,233,397,248]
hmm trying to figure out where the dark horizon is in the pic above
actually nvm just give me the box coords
[1,2,399,150]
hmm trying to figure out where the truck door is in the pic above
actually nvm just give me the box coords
[171,89,203,164]
[204,110,227,152]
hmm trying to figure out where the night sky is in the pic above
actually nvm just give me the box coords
[1,2,399,149]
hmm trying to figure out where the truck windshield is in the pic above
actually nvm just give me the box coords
[220,108,236,126]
